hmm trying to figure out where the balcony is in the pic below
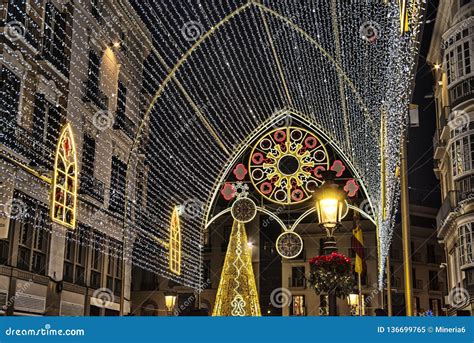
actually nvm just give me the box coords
[79,174,105,203]
[433,131,446,160]
[449,76,474,108]
[288,277,306,289]
[83,80,108,111]
[436,190,472,228]
[436,191,459,228]
[439,107,450,141]
[113,114,136,140]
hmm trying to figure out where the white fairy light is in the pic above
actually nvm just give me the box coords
[1,0,424,289]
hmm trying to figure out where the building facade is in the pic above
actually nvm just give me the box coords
[1,0,151,316]
[428,0,474,316]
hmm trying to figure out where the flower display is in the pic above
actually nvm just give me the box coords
[308,252,355,299]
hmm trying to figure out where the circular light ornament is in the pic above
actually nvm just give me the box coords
[249,126,329,205]
[276,231,303,259]
[231,197,257,223]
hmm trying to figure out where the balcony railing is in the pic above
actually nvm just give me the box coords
[436,190,472,228]
[437,191,459,228]
[288,277,306,288]
[450,76,474,108]
[79,174,105,203]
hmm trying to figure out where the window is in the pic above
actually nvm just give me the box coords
[290,295,305,316]
[116,80,127,124]
[91,0,103,22]
[445,40,472,84]
[14,194,50,275]
[429,270,440,291]
[0,66,21,143]
[43,2,69,76]
[451,134,474,178]
[429,298,442,316]
[32,93,61,166]
[203,260,211,288]
[63,225,88,285]
[90,230,105,289]
[415,296,421,316]
[6,0,41,49]
[319,295,328,316]
[290,266,306,287]
[456,175,474,196]
[84,50,107,110]
[458,222,473,266]
[81,134,96,178]
[106,238,122,296]
[109,156,126,215]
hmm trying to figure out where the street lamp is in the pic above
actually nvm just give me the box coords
[314,171,348,316]
[314,171,348,237]
[165,292,177,316]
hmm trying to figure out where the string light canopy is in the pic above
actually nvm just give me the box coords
[1,0,424,289]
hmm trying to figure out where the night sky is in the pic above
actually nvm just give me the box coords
[407,0,440,208]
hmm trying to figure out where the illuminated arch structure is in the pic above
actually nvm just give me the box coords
[124,1,425,289]
[51,123,78,230]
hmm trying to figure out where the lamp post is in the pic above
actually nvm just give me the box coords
[314,171,348,315]
[165,292,177,316]
[347,294,359,316]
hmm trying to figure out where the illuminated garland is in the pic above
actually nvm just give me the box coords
[1,0,424,289]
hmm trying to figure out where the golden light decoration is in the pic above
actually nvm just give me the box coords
[213,220,261,316]
[249,126,329,205]
[51,123,78,229]
[169,206,181,275]
[276,231,303,259]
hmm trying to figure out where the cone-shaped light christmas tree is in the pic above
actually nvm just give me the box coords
[212,220,261,316]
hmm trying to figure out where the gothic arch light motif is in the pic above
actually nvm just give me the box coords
[169,206,182,275]
[51,123,78,229]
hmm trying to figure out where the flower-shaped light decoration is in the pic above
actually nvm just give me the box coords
[249,127,329,205]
